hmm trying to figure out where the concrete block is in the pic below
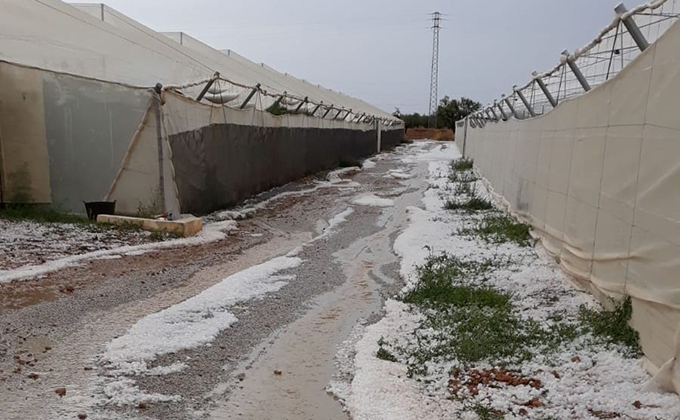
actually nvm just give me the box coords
[96,214,203,237]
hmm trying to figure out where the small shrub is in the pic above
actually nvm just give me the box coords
[451,158,474,172]
[449,170,479,184]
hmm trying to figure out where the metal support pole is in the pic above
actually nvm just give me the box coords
[272,92,286,108]
[461,117,469,156]
[562,50,591,92]
[322,106,334,119]
[484,109,494,121]
[532,72,557,107]
[615,3,649,51]
[376,119,382,152]
[495,100,508,121]
[334,108,344,119]
[310,102,323,116]
[240,83,261,109]
[294,96,308,113]
[196,74,218,102]
[514,85,535,117]
[503,94,520,120]
[489,107,499,122]
[153,90,166,214]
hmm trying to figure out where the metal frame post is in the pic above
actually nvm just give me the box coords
[514,85,535,117]
[196,73,219,102]
[334,108,344,119]
[153,88,166,213]
[272,91,287,108]
[310,102,323,116]
[294,96,308,113]
[503,94,520,120]
[495,100,508,121]
[532,72,558,107]
[615,3,649,51]
[322,106,334,119]
[488,107,499,122]
[240,83,261,109]
[562,50,591,92]
[376,119,382,152]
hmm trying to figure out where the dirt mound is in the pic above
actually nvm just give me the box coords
[405,127,454,141]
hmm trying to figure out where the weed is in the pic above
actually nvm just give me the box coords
[454,181,473,196]
[458,213,532,247]
[579,296,642,357]
[376,347,399,363]
[449,170,479,184]
[465,403,504,420]
[444,195,493,212]
[149,230,181,242]
[451,158,474,172]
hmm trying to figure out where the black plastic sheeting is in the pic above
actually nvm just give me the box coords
[169,124,403,215]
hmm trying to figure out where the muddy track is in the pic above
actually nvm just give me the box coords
[0,143,434,420]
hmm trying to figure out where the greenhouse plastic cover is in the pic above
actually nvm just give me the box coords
[0,0,393,119]
[461,17,680,393]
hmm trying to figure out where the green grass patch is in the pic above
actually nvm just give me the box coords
[579,296,642,357]
[395,253,591,376]
[451,158,474,172]
[458,213,533,247]
[444,195,493,212]
[0,205,90,225]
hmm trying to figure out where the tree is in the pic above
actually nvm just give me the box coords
[436,96,481,130]
[393,97,481,131]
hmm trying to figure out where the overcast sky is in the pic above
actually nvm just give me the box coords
[76,0,623,114]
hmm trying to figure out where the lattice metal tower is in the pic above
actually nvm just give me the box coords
[428,11,442,128]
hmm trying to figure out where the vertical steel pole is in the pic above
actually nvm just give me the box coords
[376,119,382,152]
[489,107,499,122]
[503,94,520,120]
[310,102,323,116]
[532,72,558,107]
[615,3,649,51]
[514,85,536,117]
[240,83,261,109]
[153,85,166,213]
[294,96,308,113]
[495,100,508,121]
[196,74,218,102]
[562,50,591,92]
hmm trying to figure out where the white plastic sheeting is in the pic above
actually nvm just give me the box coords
[462,17,680,393]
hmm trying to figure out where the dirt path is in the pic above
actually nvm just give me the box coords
[0,142,433,420]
